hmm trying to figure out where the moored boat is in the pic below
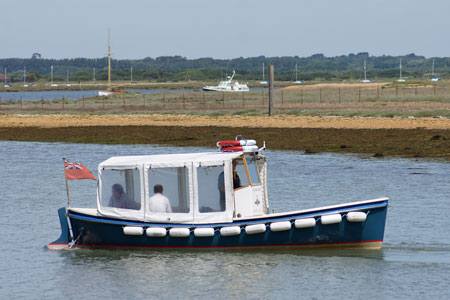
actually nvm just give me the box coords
[48,139,389,251]
[203,70,249,92]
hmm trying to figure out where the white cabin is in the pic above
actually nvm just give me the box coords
[96,152,268,224]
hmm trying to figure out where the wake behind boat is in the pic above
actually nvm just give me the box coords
[48,138,388,251]
[203,70,249,92]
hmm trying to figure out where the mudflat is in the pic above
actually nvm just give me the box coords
[0,114,449,160]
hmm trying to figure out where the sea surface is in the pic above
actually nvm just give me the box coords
[0,141,449,299]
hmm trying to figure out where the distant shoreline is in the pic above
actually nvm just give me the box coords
[0,114,449,160]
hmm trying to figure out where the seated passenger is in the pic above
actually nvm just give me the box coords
[149,184,172,213]
[109,183,140,210]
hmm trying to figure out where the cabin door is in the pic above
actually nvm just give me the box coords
[233,155,264,218]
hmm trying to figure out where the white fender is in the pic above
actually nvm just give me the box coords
[123,226,144,236]
[220,226,241,236]
[270,221,291,232]
[146,227,167,237]
[194,227,215,237]
[169,227,191,238]
[321,214,342,225]
[346,212,367,222]
[245,224,266,235]
[294,218,316,228]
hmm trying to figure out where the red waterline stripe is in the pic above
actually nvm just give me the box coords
[71,240,383,249]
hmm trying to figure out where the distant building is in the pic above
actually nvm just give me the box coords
[31,53,42,59]
[0,74,10,82]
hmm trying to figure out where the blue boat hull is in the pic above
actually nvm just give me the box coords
[49,198,388,250]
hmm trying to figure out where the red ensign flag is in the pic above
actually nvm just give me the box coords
[64,161,96,180]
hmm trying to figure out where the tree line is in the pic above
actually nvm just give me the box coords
[1,53,448,83]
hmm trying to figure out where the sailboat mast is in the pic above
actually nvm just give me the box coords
[432,59,435,76]
[364,59,367,81]
[23,67,26,85]
[262,62,264,81]
[4,67,6,84]
[108,29,111,88]
[51,65,53,85]
[295,63,298,81]
[399,58,402,80]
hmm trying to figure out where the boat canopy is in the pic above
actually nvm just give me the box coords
[96,152,268,224]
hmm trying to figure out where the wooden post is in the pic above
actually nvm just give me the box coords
[301,89,303,104]
[433,84,436,95]
[338,88,341,104]
[415,85,417,96]
[41,97,44,110]
[281,90,284,105]
[261,90,264,105]
[319,88,322,104]
[202,91,205,105]
[222,92,225,107]
[242,92,245,107]
[20,97,23,110]
[396,85,398,97]
[358,87,361,102]
[268,64,274,116]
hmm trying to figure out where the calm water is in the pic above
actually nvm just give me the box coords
[0,88,272,102]
[0,141,449,299]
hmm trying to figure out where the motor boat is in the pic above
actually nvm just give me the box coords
[203,70,249,92]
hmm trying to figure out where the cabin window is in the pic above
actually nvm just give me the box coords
[246,159,261,184]
[147,167,190,213]
[198,165,225,212]
[101,169,141,210]
[235,163,250,187]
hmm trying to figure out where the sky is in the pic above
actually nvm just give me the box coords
[2,0,450,60]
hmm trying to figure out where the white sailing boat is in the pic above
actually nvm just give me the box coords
[361,59,371,83]
[4,67,12,87]
[260,62,268,85]
[431,59,442,82]
[23,67,30,87]
[397,58,406,82]
[66,70,72,87]
[50,65,58,87]
[293,63,303,84]
[98,29,124,96]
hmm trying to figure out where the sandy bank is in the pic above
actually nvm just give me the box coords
[1,114,450,130]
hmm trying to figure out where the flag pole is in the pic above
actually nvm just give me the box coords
[63,157,71,207]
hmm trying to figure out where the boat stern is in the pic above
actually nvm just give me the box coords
[47,207,71,250]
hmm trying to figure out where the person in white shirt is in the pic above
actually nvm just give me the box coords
[149,184,172,213]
